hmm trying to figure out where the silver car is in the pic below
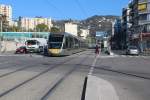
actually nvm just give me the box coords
[126,46,139,55]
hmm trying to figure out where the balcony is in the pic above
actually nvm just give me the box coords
[132,33,140,39]
[139,10,150,14]
[139,20,150,25]
[138,0,147,4]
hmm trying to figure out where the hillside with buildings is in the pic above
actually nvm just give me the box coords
[80,15,119,35]
[0,3,121,43]
[54,15,120,36]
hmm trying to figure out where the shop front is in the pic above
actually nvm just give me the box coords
[140,33,150,54]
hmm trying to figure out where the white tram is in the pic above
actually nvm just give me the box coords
[47,32,87,56]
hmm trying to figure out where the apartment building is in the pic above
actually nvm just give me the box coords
[19,17,53,31]
[0,14,8,32]
[65,22,78,36]
[0,4,12,25]
[80,28,89,39]
[113,19,123,49]
[127,0,150,52]
[122,7,131,47]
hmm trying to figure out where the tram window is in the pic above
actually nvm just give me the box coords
[69,37,73,48]
[65,37,69,48]
[74,39,79,48]
[63,43,66,49]
[71,37,75,48]
[63,39,66,49]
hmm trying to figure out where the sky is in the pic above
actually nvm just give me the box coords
[0,0,129,20]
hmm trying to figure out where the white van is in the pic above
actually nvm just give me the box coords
[25,38,47,53]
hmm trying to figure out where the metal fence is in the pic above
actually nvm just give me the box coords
[0,32,49,41]
[0,32,49,53]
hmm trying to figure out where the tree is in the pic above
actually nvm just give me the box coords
[36,24,49,32]
[8,26,20,32]
[50,27,60,33]
[0,14,9,32]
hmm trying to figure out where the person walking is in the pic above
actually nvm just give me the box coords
[95,45,99,55]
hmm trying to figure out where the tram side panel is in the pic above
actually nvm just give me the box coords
[46,33,87,56]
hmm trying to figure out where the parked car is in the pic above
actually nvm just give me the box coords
[126,46,139,55]
[15,46,27,54]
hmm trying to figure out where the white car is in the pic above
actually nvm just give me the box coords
[126,46,139,55]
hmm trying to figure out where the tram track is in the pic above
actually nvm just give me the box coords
[94,66,150,80]
[93,56,150,80]
[0,58,51,78]
[0,63,42,78]
[0,57,43,70]
[40,54,88,100]
[0,52,87,99]
[74,63,150,80]
[0,51,88,78]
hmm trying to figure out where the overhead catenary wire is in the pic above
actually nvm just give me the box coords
[44,0,68,19]
[44,0,88,20]
[74,0,88,18]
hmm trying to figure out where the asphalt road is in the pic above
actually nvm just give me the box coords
[94,54,150,100]
[0,50,150,100]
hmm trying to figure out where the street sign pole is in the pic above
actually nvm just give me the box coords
[0,17,2,52]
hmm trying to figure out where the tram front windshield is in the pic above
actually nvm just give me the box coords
[48,35,64,49]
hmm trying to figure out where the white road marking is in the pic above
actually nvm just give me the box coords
[0,61,10,65]
[88,54,99,75]
[0,54,43,58]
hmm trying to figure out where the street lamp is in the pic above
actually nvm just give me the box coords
[139,25,145,53]
[0,19,2,32]
[0,14,3,52]
[0,14,3,42]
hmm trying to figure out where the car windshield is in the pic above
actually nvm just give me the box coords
[26,40,37,45]
[20,46,26,49]
[129,46,137,49]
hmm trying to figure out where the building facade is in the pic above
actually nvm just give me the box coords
[122,7,131,47]
[65,23,78,36]
[19,17,53,31]
[0,14,9,32]
[112,19,122,49]
[128,0,150,53]
[80,28,89,39]
[0,4,12,26]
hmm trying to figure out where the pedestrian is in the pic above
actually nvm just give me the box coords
[95,45,99,55]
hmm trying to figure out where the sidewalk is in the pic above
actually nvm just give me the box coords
[112,50,150,56]
[84,75,119,100]
[112,50,125,55]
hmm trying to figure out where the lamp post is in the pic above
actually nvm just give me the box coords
[0,14,3,52]
[140,25,144,53]
[0,19,2,34]
[0,14,3,40]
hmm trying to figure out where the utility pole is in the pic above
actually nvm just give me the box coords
[0,20,2,35]
[0,14,3,40]
[0,14,3,52]
[140,25,144,53]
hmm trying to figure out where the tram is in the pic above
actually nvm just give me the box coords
[47,32,87,56]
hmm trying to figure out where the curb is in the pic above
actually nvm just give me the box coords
[82,75,119,100]
[81,76,88,100]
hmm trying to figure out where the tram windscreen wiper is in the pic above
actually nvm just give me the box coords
[48,43,62,49]
[49,35,64,42]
